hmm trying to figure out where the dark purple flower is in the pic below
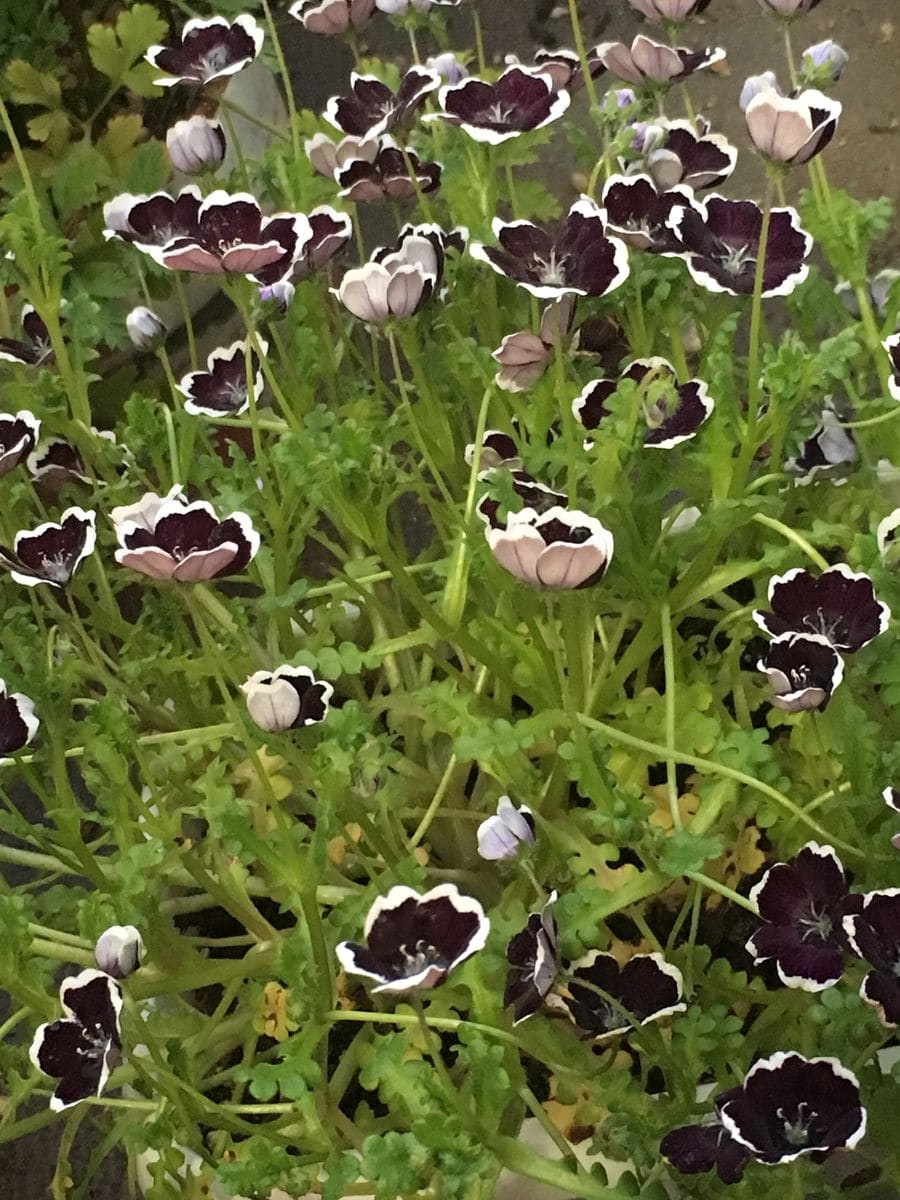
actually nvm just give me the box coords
[26,434,113,489]
[476,470,568,530]
[884,332,900,402]
[786,408,857,484]
[719,1052,866,1164]
[146,15,263,87]
[29,970,123,1111]
[256,206,353,286]
[884,786,900,815]
[745,88,841,166]
[643,120,738,191]
[661,1097,749,1185]
[177,338,267,418]
[477,796,535,861]
[670,195,812,297]
[746,842,848,990]
[336,884,489,993]
[157,190,309,277]
[103,186,203,255]
[0,678,39,755]
[504,892,558,1024]
[843,890,900,1027]
[0,306,53,367]
[0,507,96,588]
[492,297,575,392]
[592,35,725,86]
[241,665,334,732]
[753,564,890,652]
[289,0,376,34]
[486,505,614,590]
[471,198,629,301]
[0,410,40,475]
[555,951,685,1039]
[573,358,714,449]
[465,429,521,471]
[113,491,259,582]
[531,49,582,92]
[336,142,442,202]
[601,175,697,254]
[428,66,570,145]
[758,633,844,712]
[324,68,440,139]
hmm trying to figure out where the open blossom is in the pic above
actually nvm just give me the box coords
[0,679,39,755]
[662,1093,749,1184]
[335,141,442,202]
[554,951,686,1039]
[601,175,697,254]
[753,564,890,653]
[786,407,857,485]
[241,666,333,732]
[633,120,738,192]
[0,410,40,476]
[573,357,714,449]
[592,36,725,86]
[30,971,123,1110]
[146,15,263,87]
[427,66,570,144]
[0,305,54,367]
[744,89,841,165]
[103,186,203,254]
[758,633,844,712]
[324,69,440,139]
[177,339,267,417]
[843,890,900,1027]
[336,884,489,992]
[0,508,96,588]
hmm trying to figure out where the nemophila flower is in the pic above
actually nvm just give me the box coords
[836,268,900,321]
[289,0,376,34]
[176,338,267,418]
[526,49,579,92]
[753,564,890,652]
[884,786,900,815]
[166,116,226,175]
[426,52,468,85]
[126,306,167,351]
[27,432,116,489]
[486,505,614,590]
[573,358,714,449]
[661,1097,749,1185]
[746,842,848,990]
[639,120,738,192]
[626,0,714,19]
[476,470,568,530]
[719,1052,866,1164]
[470,198,629,300]
[477,796,535,861]
[306,130,377,179]
[884,333,900,401]
[336,142,442,202]
[492,297,574,392]
[758,633,844,712]
[336,883,489,993]
[427,66,570,145]
[113,493,259,582]
[146,15,264,87]
[0,305,53,366]
[802,40,849,83]
[29,970,123,1111]
[505,892,559,1024]
[591,36,725,87]
[372,223,458,301]
[0,507,96,588]
[0,679,38,755]
[324,69,440,139]
[334,237,436,322]
[555,951,686,1040]
[465,430,521,472]
[739,71,782,112]
[0,410,40,476]
[670,195,812,297]
[786,407,857,485]
[287,206,353,282]
[877,508,900,567]
[601,175,696,254]
[156,191,309,277]
[843,890,900,1027]
[745,88,841,165]
[756,0,824,17]
[94,926,143,980]
[241,665,333,733]
[103,186,203,254]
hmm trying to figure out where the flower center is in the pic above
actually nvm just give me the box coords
[802,607,842,643]
[534,249,567,286]
[38,552,73,584]
[715,241,755,276]
[196,46,232,77]
[777,1102,814,1147]
[798,902,833,942]
[483,102,514,126]
[398,939,445,977]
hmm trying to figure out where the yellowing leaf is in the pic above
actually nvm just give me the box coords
[6,60,61,108]
[26,110,70,150]
[97,114,144,168]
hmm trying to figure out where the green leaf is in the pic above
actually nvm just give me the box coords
[657,829,724,876]
[5,59,61,107]
[26,108,69,147]
[88,5,166,83]
[51,141,111,219]
[97,114,144,168]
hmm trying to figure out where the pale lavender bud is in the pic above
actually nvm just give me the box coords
[477,797,536,861]
[259,280,296,313]
[802,40,848,82]
[126,306,167,350]
[426,52,467,85]
[630,121,665,154]
[166,116,226,175]
[95,925,143,979]
[739,71,781,112]
[615,87,638,109]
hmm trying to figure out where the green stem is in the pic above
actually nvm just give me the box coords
[752,513,829,571]
[660,603,681,830]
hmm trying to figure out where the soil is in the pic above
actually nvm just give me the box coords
[4,1,899,1196]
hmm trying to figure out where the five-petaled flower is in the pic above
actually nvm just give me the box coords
[786,407,857,485]
[573,357,714,449]
[336,883,490,992]
[669,195,812,297]
[29,970,123,1111]
[843,890,900,1027]
[601,174,697,255]
[753,564,890,652]
[0,410,40,476]
[470,197,630,300]
[146,15,264,87]
[0,306,54,367]
[476,796,535,860]
[718,1052,866,1164]
[554,951,686,1039]
[492,296,574,392]
[427,66,570,144]
[334,229,441,322]
[591,35,725,87]
[112,489,259,582]
[744,88,841,166]
[485,505,614,590]
[758,633,845,712]
[103,186,203,255]
[325,69,440,138]
[337,141,442,202]
[0,678,39,755]
[177,339,268,418]
[634,119,738,192]
[661,1092,749,1184]
[0,507,96,588]
[504,892,559,1024]
[289,0,376,34]
[241,665,334,733]
[746,842,849,990]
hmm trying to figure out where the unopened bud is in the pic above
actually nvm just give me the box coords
[126,306,167,350]
[95,925,143,979]
[166,116,227,176]
[739,71,781,112]
[259,279,296,313]
[802,40,848,83]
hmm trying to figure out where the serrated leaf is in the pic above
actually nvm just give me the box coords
[88,24,129,80]
[123,61,164,98]
[97,114,144,168]
[6,60,61,108]
[116,4,167,58]
[124,138,168,193]
[51,142,111,219]
[658,829,724,876]
[26,109,70,149]
[88,6,166,83]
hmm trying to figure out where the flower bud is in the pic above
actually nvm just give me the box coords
[166,116,227,176]
[95,925,143,979]
[739,71,781,112]
[477,797,536,861]
[243,676,302,732]
[425,52,467,85]
[259,279,296,313]
[126,306,167,350]
[802,40,848,83]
